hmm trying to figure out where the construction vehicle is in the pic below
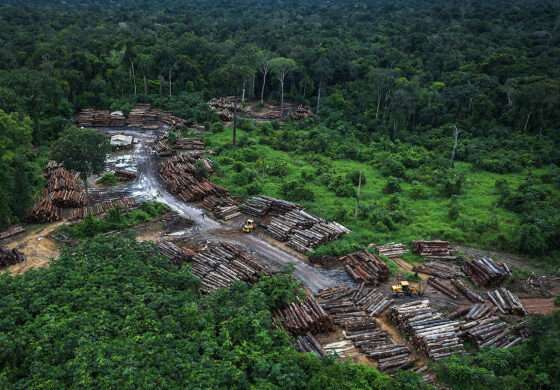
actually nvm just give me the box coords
[391,280,424,297]
[242,219,256,233]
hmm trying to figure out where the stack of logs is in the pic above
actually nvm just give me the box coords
[160,154,228,202]
[29,165,86,223]
[77,105,186,129]
[452,305,526,349]
[390,300,465,360]
[157,240,196,265]
[240,195,299,217]
[413,261,462,279]
[344,315,412,371]
[317,284,394,321]
[273,294,333,335]
[451,279,485,303]
[290,105,314,120]
[340,251,390,285]
[0,225,25,241]
[316,285,410,370]
[191,242,268,293]
[200,195,241,221]
[413,240,456,260]
[68,198,137,220]
[295,333,326,357]
[208,97,237,121]
[76,109,126,127]
[487,288,527,316]
[464,257,511,287]
[266,208,350,253]
[155,136,205,157]
[427,277,460,300]
[0,247,25,268]
[127,104,163,129]
[375,242,408,259]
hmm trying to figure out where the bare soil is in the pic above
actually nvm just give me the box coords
[521,297,557,315]
[3,222,63,274]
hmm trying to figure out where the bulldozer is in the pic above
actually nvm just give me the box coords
[391,280,424,297]
[242,219,256,233]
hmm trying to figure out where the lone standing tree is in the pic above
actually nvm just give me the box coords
[51,127,110,199]
[269,57,297,117]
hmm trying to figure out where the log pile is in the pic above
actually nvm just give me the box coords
[340,251,390,285]
[273,294,333,335]
[295,333,326,357]
[265,208,349,253]
[427,277,459,300]
[191,242,268,293]
[29,165,86,222]
[486,288,527,316]
[464,257,511,287]
[412,240,456,260]
[317,284,394,320]
[68,198,137,220]
[155,137,205,156]
[450,303,496,321]
[113,169,138,181]
[200,195,241,220]
[413,260,462,279]
[290,105,314,120]
[390,300,465,360]
[0,247,25,268]
[240,195,299,217]
[450,279,485,303]
[208,97,238,121]
[460,316,524,349]
[76,109,126,127]
[157,240,195,265]
[77,106,186,129]
[288,221,350,253]
[343,315,412,371]
[375,242,408,259]
[29,195,62,223]
[128,104,161,129]
[0,225,26,241]
[323,340,355,358]
[160,154,229,203]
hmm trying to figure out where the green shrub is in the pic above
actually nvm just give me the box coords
[281,180,315,202]
[346,170,367,186]
[97,172,118,186]
[383,177,402,194]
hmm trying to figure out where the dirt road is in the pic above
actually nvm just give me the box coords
[95,129,353,292]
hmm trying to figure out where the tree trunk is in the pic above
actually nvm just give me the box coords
[232,101,238,146]
[316,81,321,113]
[280,74,285,117]
[131,61,137,96]
[241,79,246,104]
[450,125,460,168]
[376,90,382,119]
[355,170,362,218]
[168,68,172,97]
[251,74,255,99]
[523,112,532,132]
[260,68,268,105]
[143,74,148,95]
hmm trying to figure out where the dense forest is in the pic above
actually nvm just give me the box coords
[1,0,560,388]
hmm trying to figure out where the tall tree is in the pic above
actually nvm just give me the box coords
[51,127,110,197]
[269,57,297,117]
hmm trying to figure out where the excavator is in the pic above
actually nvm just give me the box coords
[391,280,424,297]
[242,219,257,233]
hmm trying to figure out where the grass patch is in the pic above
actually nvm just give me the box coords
[96,171,119,186]
[205,125,557,258]
[58,201,169,240]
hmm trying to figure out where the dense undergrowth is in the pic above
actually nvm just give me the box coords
[204,123,560,266]
[0,236,430,389]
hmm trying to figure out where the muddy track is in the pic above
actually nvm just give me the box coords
[95,128,353,292]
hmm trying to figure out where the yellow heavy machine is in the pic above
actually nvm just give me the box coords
[242,219,256,233]
[391,280,424,297]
